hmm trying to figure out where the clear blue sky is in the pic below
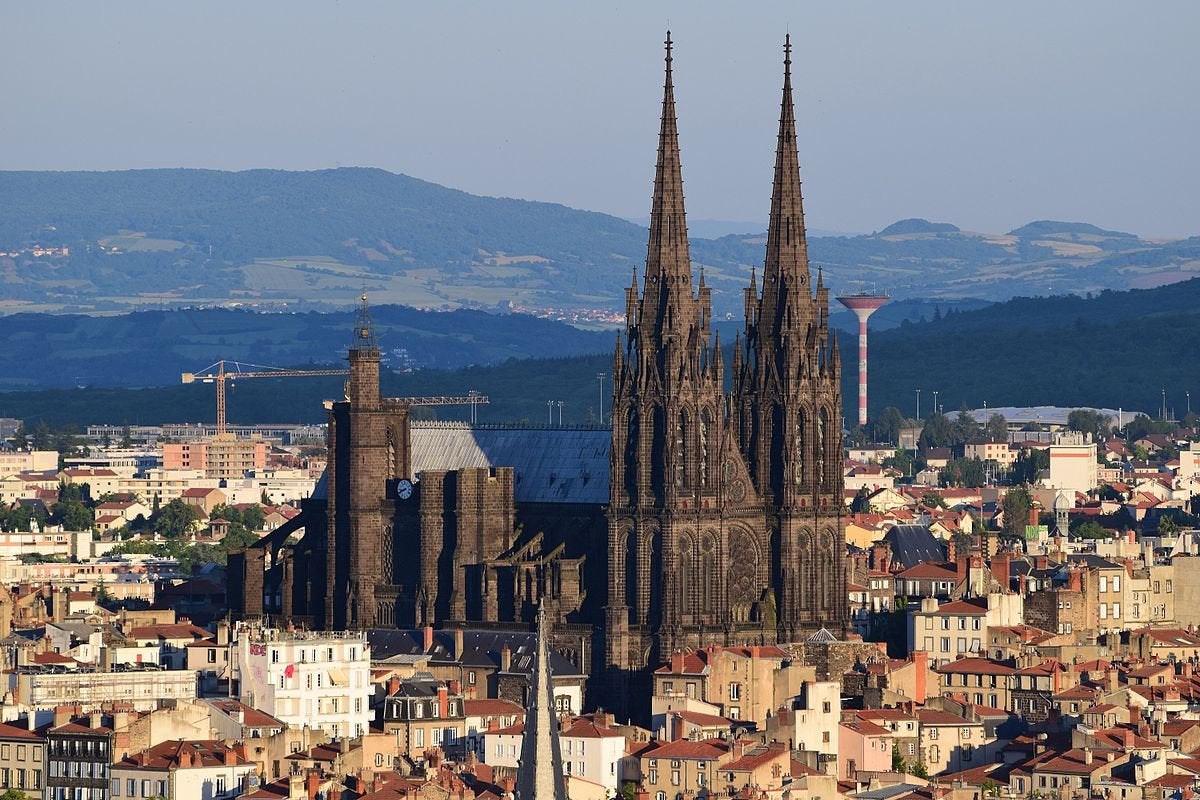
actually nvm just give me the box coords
[3,2,1198,237]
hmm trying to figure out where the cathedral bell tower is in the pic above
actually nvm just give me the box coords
[733,36,848,641]
[606,33,738,709]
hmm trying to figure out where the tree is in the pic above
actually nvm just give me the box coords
[53,499,94,532]
[1072,520,1111,540]
[984,413,1008,442]
[154,498,200,539]
[882,448,917,476]
[909,760,929,779]
[846,425,871,448]
[120,425,134,448]
[1067,408,1112,439]
[953,406,982,445]
[850,487,873,514]
[1002,486,1033,539]
[872,407,906,445]
[941,457,986,488]
[1,788,35,800]
[10,423,28,449]
[918,412,955,450]
[1011,447,1049,485]
[921,491,948,509]
[241,504,266,531]
[1158,516,1180,536]
[1124,413,1172,442]
[892,742,905,772]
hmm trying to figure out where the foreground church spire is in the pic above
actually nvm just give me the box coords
[514,607,568,800]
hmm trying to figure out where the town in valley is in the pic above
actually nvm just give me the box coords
[3,13,1200,800]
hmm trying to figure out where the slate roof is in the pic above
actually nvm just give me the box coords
[882,525,946,569]
[409,422,609,504]
[366,628,586,679]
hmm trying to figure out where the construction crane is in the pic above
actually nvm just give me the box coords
[182,360,350,436]
[183,360,491,435]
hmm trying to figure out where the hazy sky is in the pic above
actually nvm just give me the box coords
[3,2,1198,237]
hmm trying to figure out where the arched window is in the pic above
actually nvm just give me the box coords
[794,409,806,487]
[676,409,691,489]
[817,409,828,488]
[699,409,712,489]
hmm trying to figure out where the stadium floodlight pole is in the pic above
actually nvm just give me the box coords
[597,372,607,423]
[932,391,940,417]
[547,400,553,426]
[916,389,921,421]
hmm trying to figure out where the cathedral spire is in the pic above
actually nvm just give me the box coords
[762,34,811,303]
[642,31,692,296]
[514,607,568,800]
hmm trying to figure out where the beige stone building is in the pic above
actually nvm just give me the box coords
[653,645,806,726]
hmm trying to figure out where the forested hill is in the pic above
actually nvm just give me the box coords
[4,278,1199,427]
[2,168,1197,316]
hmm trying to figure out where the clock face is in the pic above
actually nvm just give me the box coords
[397,479,413,500]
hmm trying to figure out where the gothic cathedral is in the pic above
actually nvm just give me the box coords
[605,34,848,680]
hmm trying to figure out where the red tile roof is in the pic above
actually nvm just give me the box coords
[207,699,285,729]
[561,719,624,739]
[127,623,211,641]
[119,740,249,769]
[936,658,1017,676]
[0,721,43,741]
[644,738,730,760]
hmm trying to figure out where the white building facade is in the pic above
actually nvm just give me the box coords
[237,628,371,738]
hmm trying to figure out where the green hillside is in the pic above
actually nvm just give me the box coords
[2,169,1198,317]
[4,278,1199,429]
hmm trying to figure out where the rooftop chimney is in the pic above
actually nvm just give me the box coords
[500,645,511,673]
[423,625,434,653]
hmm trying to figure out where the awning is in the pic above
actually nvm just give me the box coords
[327,668,348,687]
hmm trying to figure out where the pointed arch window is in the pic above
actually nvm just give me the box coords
[794,410,805,487]
[676,410,691,489]
[699,409,711,489]
[817,409,828,488]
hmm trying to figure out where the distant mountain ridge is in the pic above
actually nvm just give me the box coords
[1,168,1197,317]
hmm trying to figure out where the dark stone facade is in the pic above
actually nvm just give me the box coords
[232,34,849,717]
[603,36,848,714]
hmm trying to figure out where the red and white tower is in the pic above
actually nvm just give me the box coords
[836,294,888,426]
